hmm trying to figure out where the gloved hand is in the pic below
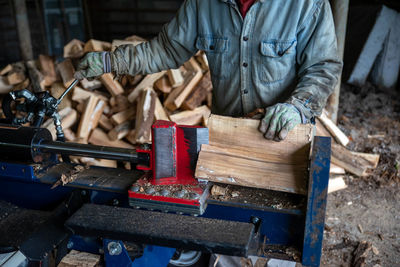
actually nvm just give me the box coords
[74,52,112,80]
[259,103,302,141]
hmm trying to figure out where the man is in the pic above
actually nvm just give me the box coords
[75,0,341,141]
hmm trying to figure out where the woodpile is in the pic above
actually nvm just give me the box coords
[0,36,212,168]
[317,110,380,194]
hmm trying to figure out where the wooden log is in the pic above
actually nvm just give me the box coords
[195,115,314,194]
[319,112,349,147]
[89,128,134,149]
[154,75,172,94]
[0,76,13,94]
[50,82,71,110]
[80,78,102,90]
[108,121,131,141]
[167,69,184,87]
[350,151,380,169]
[100,73,124,96]
[59,250,100,267]
[125,35,147,42]
[12,78,30,91]
[110,95,130,113]
[110,108,136,125]
[76,96,105,140]
[26,60,46,92]
[331,143,369,177]
[330,163,346,174]
[125,129,136,145]
[6,71,25,85]
[42,107,78,140]
[63,128,76,142]
[211,185,228,196]
[127,71,166,102]
[134,87,156,143]
[195,52,209,71]
[98,114,114,131]
[80,157,118,168]
[0,64,12,76]
[83,39,111,52]
[63,39,85,58]
[328,176,347,193]
[57,59,75,88]
[38,54,58,86]
[164,58,203,111]
[169,105,211,126]
[154,96,169,121]
[206,92,212,108]
[182,71,212,110]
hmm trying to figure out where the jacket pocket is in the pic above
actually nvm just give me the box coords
[196,36,229,78]
[258,40,296,82]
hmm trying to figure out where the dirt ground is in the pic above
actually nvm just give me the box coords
[321,83,400,267]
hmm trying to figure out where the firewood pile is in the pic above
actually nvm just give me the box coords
[0,36,212,168]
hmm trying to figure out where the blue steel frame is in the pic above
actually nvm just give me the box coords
[0,136,331,267]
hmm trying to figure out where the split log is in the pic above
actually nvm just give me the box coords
[59,250,100,267]
[108,121,131,141]
[110,95,130,113]
[351,151,380,169]
[110,108,136,125]
[80,78,102,90]
[154,75,172,94]
[57,59,75,88]
[89,128,134,149]
[98,114,114,131]
[154,97,169,121]
[83,39,111,52]
[50,82,71,110]
[76,96,105,140]
[319,112,349,147]
[169,105,211,126]
[195,115,314,194]
[42,107,78,140]
[63,39,85,58]
[182,71,212,110]
[328,176,347,193]
[63,128,76,142]
[134,87,156,143]
[100,73,124,96]
[13,78,30,91]
[80,157,118,168]
[38,54,58,86]
[6,71,25,85]
[331,143,370,177]
[195,52,209,71]
[0,64,12,76]
[26,60,45,92]
[167,69,184,87]
[330,163,346,175]
[0,77,13,94]
[206,92,212,108]
[127,71,166,102]
[126,129,136,145]
[164,58,203,111]
[211,185,228,196]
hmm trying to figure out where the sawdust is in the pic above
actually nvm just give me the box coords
[51,165,89,188]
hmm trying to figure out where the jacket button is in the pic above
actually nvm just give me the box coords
[243,36,249,41]
[209,45,215,50]
[243,62,248,67]
[243,90,248,94]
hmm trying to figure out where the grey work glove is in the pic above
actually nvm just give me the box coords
[259,103,302,141]
[74,51,112,80]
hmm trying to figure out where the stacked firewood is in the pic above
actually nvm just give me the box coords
[0,36,212,168]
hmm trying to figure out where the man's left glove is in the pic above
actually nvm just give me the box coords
[74,52,112,80]
[259,103,302,141]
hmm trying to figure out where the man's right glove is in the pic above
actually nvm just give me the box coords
[74,52,112,80]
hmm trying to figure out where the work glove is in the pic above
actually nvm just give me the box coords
[74,52,112,80]
[259,103,303,141]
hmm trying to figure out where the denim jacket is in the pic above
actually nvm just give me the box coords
[112,0,343,119]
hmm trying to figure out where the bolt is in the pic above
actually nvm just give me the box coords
[107,242,122,256]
